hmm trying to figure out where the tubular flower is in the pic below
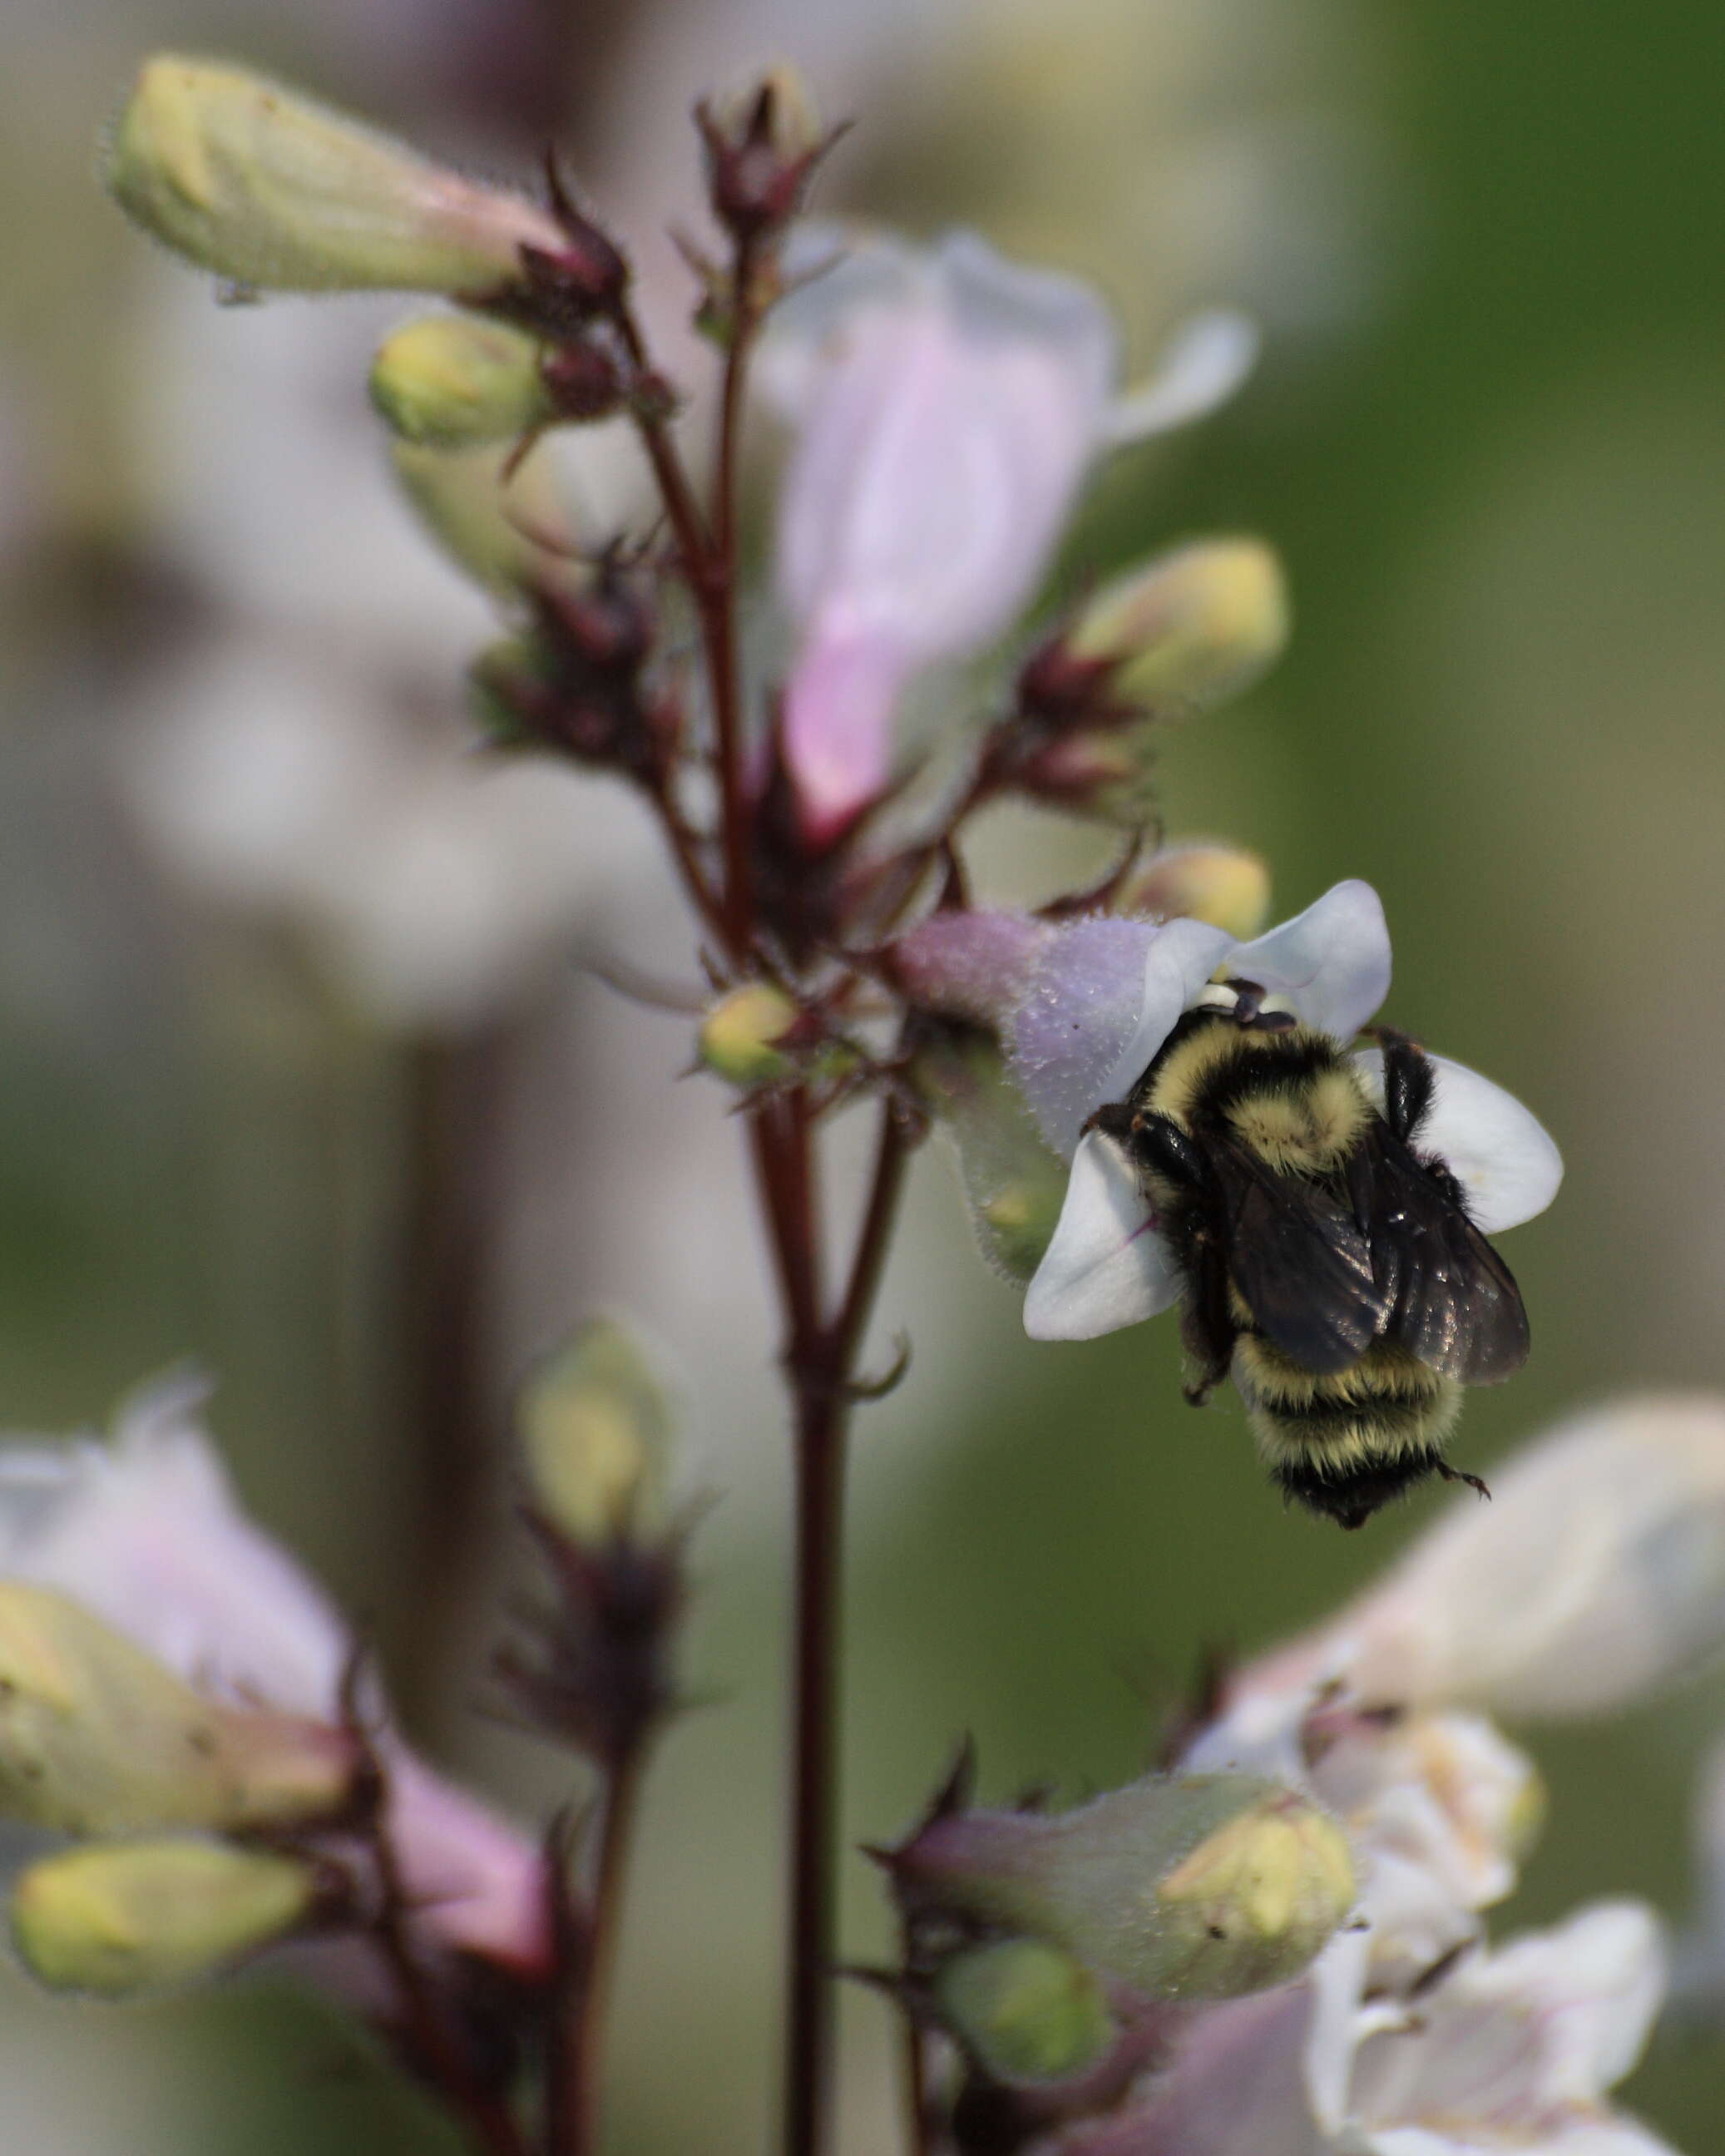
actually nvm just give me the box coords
[1010,880,1561,1341]
[1055,1902,1674,2156]
[763,224,1257,841]
[0,1378,548,1977]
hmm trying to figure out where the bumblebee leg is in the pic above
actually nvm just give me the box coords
[1081,1100,1138,1144]
[1435,1460,1491,1503]
[1179,1233,1237,1404]
[1376,1028,1436,1145]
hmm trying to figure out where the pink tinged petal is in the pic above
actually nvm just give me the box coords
[0,1376,347,1716]
[772,228,1120,833]
[1230,880,1391,1041]
[385,1751,551,1976]
[1011,915,1233,1158]
[1107,310,1262,443]
[1022,1131,1182,1341]
[1351,1904,1666,2136]
[1352,1050,1562,1234]
[779,628,912,841]
[1342,1396,1725,1718]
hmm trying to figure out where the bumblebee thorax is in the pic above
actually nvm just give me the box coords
[1140,1016,1372,1175]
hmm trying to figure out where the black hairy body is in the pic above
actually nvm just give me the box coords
[1090,1005,1530,1528]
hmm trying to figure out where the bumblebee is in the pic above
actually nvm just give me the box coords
[1089,982,1529,1528]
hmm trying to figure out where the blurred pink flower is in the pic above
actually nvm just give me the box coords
[764,225,1256,840]
[0,1377,548,1976]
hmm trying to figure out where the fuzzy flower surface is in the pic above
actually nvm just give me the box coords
[762,224,1257,839]
[1004,880,1562,1339]
[0,1378,547,1976]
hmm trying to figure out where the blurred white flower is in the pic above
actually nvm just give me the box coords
[1055,1904,1673,2156]
[0,1377,547,1974]
[119,633,659,1031]
[762,225,1254,839]
[1013,882,1560,1339]
[1288,1395,1725,1722]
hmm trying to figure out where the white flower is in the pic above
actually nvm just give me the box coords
[119,632,660,1031]
[1018,880,1562,1340]
[1062,1904,1673,2156]
[0,1376,547,1975]
[763,224,1256,839]
[1281,1395,1725,1723]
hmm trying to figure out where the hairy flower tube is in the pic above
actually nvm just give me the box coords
[762,224,1258,839]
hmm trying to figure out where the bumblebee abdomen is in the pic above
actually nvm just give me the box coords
[1233,1334,1462,1530]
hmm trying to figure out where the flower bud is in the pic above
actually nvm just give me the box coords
[892,1772,1354,2001]
[697,65,827,244]
[1112,844,1272,940]
[392,440,567,593]
[934,1938,1116,2088]
[699,982,800,1087]
[1064,540,1289,710]
[102,57,564,295]
[370,317,554,448]
[1010,723,1161,827]
[0,1583,355,1835]
[519,1320,672,1547]
[12,1839,319,1997]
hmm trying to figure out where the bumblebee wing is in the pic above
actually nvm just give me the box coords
[1212,1138,1387,1375]
[1355,1127,1530,1383]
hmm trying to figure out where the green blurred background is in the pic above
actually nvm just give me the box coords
[4,0,1725,2148]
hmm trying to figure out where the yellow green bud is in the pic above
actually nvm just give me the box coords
[935,1938,1115,2087]
[103,56,565,295]
[894,1771,1354,2003]
[519,1319,672,1545]
[370,316,554,448]
[1069,539,1290,710]
[0,1584,355,1835]
[1113,843,1272,940]
[392,439,570,593]
[12,1839,318,1997]
[699,982,799,1087]
[1151,1794,1357,1995]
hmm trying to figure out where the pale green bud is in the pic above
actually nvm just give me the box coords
[519,1319,672,1545]
[370,317,554,448]
[895,1772,1354,2002]
[0,1583,355,1835]
[392,440,568,593]
[934,1938,1116,2087]
[699,982,800,1087]
[1113,843,1273,940]
[103,56,565,295]
[1069,540,1290,710]
[12,1839,318,1997]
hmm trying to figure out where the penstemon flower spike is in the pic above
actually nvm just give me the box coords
[61,37,1708,2156]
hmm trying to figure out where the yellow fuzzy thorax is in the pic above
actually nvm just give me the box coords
[1145,1022,1373,1177]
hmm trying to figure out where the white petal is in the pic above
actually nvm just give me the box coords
[1098,915,1242,1109]
[1342,1395,1725,1719]
[1023,1132,1182,1340]
[1353,1049,1562,1234]
[1229,879,1391,1039]
[1010,915,1232,1159]
[0,1374,348,1716]
[1108,309,1262,443]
